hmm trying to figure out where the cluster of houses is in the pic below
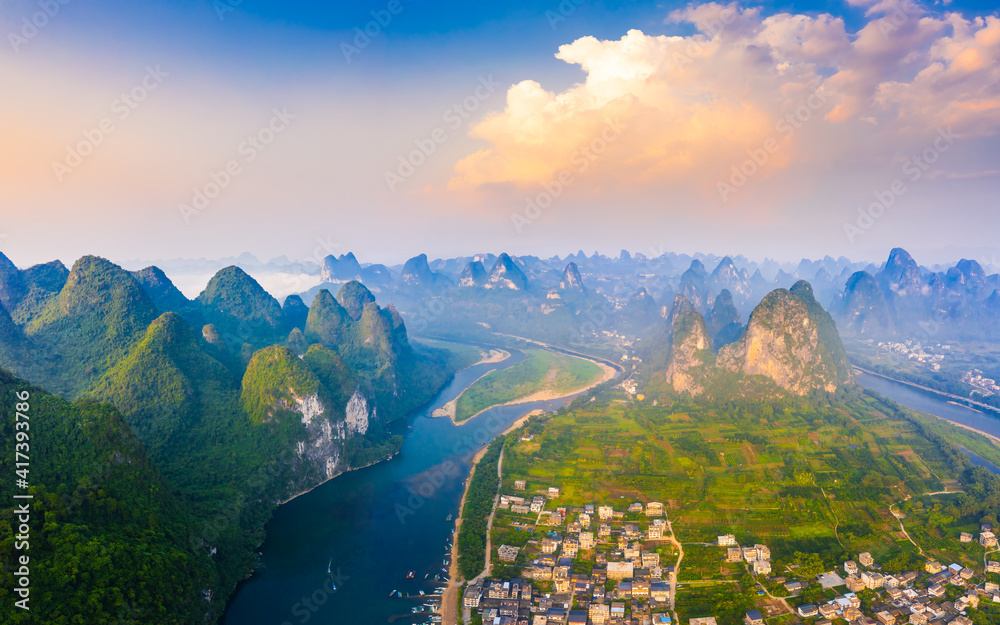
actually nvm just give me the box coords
[464,497,684,625]
[742,544,996,625]
[718,534,772,575]
[468,486,997,625]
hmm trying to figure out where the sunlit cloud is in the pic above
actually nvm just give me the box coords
[440,2,1000,206]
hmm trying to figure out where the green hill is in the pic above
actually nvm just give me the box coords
[305,288,352,346]
[24,256,159,396]
[0,369,215,625]
[88,313,239,461]
[241,345,321,425]
[195,266,285,354]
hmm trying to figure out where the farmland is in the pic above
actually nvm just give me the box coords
[486,384,1000,623]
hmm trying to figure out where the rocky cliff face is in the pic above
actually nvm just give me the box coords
[242,346,378,485]
[289,387,375,480]
[664,284,853,397]
[664,295,714,395]
[459,260,487,287]
[716,289,841,395]
[321,253,364,282]
[559,262,586,292]
[486,253,528,290]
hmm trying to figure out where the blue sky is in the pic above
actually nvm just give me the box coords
[1,0,998,268]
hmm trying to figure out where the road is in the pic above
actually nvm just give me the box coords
[755,579,793,614]
[890,501,925,557]
[664,518,683,623]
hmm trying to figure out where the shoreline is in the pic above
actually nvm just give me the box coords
[276,451,399,506]
[854,365,1000,416]
[445,355,617,427]
[440,444,491,625]
[440,410,542,625]
[431,349,513,420]
[441,344,619,624]
[432,349,511,420]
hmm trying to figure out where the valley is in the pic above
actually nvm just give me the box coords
[8,1,1000,622]
[2,247,1000,625]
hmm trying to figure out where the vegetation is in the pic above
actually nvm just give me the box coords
[22,256,159,396]
[0,257,466,623]
[0,370,215,624]
[241,345,320,424]
[457,438,505,580]
[454,348,602,422]
[500,382,1000,597]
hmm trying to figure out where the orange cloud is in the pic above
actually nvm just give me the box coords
[440,2,1000,206]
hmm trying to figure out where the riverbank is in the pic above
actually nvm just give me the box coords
[439,352,616,426]
[853,365,1000,416]
[440,409,545,624]
[276,450,400,505]
[440,442,490,625]
[431,350,513,420]
[441,345,619,624]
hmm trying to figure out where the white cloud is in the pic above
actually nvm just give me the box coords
[441,2,1000,204]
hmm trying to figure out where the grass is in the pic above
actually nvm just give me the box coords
[454,348,602,422]
[498,386,1000,587]
[412,338,486,372]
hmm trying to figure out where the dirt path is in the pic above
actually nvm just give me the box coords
[890,501,925,557]
[821,488,845,550]
[756,580,793,614]
[665,518,683,622]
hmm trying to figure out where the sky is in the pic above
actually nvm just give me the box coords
[1,0,998,271]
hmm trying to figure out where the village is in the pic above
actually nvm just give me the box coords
[461,485,1000,625]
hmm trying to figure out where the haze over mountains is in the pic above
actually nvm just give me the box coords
[124,246,997,346]
[1,244,998,624]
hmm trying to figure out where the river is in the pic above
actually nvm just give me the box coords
[223,345,611,625]
[855,369,1000,439]
[855,369,1000,474]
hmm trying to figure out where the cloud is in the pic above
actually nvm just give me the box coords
[441,2,1000,204]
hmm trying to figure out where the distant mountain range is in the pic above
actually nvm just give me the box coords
[830,248,1000,341]
[1,244,997,624]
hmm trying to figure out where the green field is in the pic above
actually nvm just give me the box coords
[412,338,485,372]
[499,384,1000,596]
[454,348,603,422]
